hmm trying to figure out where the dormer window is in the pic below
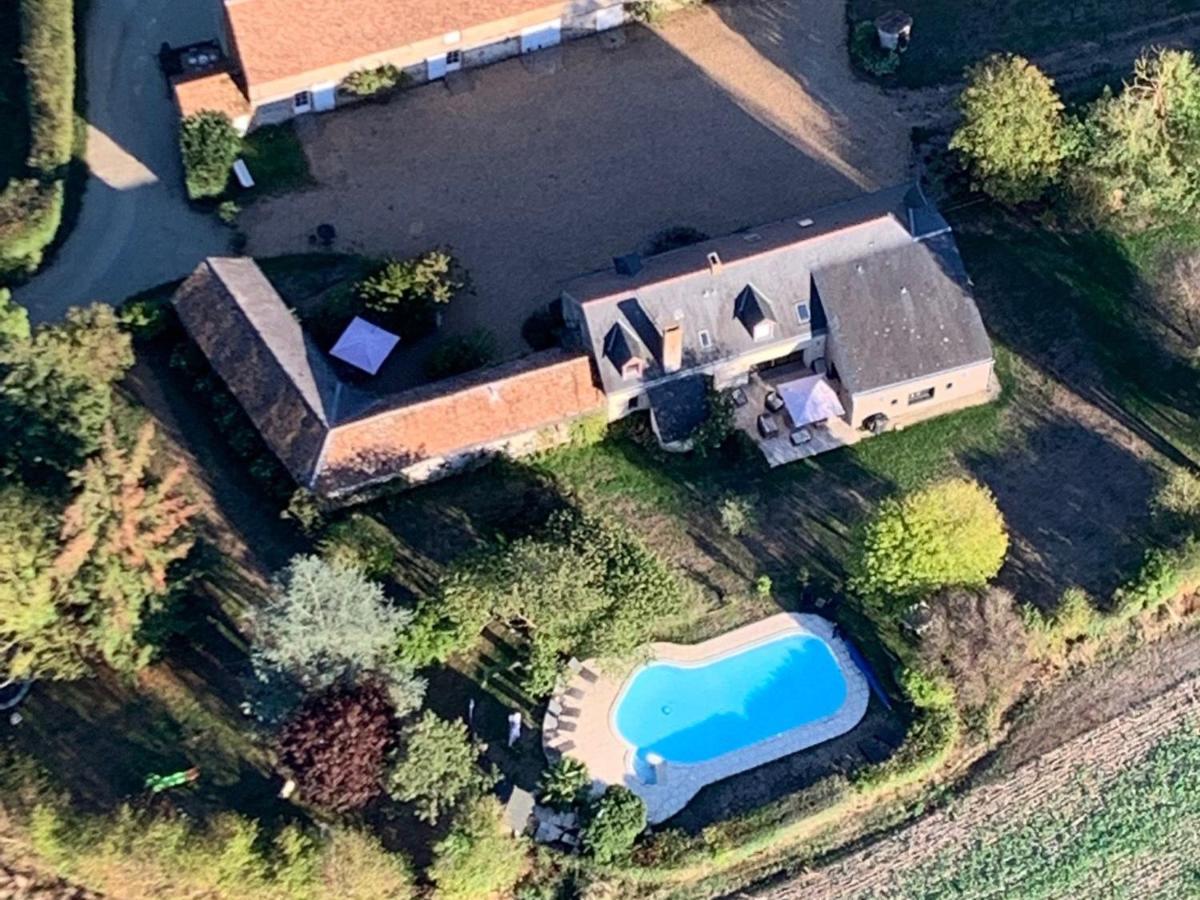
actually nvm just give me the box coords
[735,284,776,340]
[622,358,644,380]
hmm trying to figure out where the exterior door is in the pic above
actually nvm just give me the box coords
[520,19,562,53]
[312,82,337,112]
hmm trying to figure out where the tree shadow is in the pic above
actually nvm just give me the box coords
[965,411,1159,611]
[957,215,1200,471]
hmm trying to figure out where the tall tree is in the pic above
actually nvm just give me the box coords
[0,304,133,484]
[0,488,79,680]
[1074,48,1200,227]
[950,54,1068,204]
[250,554,426,716]
[52,421,197,673]
[850,478,1009,606]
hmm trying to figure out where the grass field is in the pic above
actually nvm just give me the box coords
[847,0,1200,86]
[0,3,30,189]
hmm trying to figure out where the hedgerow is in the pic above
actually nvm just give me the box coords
[0,0,75,275]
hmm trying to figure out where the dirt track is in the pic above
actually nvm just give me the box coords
[748,634,1200,899]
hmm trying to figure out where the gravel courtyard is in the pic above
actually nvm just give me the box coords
[242,0,911,355]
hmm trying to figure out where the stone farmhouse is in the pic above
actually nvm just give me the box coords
[172,183,996,497]
[171,0,629,132]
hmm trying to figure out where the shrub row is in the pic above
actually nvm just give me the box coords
[0,0,75,275]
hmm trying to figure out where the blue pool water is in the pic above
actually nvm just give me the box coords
[614,634,848,765]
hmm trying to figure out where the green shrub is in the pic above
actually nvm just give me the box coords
[23,800,415,899]
[631,828,696,868]
[754,574,773,598]
[357,252,462,338]
[387,712,498,824]
[397,607,463,667]
[689,387,735,455]
[1110,543,1200,617]
[0,178,63,275]
[850,22,900,78]
[0,288,30,343]
[217,199,240,226]
[582,786,647,864]
[1154,467,1200,523]
[424,329,497,380]
[851,478,1009,606]
[537,758,590,811]
[718,495,755,536]
[318,513,398,580]
[429,797,528,900]
[341,64,407,98]
[854,666,959,791]
[179,112,240,200]
[118,284,180,341]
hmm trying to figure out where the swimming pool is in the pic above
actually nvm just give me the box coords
[614,633,849,765]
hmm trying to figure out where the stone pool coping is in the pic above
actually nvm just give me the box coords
[542,612,870,824]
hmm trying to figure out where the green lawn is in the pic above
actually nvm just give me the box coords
[847,0,1200,86]
[239,123,313,197]
[0,2,29,189]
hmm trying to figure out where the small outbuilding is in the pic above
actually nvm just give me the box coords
[874,10,913,51]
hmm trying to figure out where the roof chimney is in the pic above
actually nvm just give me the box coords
[661,323,683,373]
[706,251,723,274]
[613,253,642,276]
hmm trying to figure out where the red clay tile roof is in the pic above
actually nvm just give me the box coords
[319,351,605,492]
[225,0,570,88]
[172,67,250,120]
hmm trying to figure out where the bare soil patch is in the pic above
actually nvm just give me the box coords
[242,0,909,357]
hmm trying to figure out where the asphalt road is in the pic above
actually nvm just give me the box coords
[15,0,229,323]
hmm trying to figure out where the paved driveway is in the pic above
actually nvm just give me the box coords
[15,0,228,323]
[243,0,910,355]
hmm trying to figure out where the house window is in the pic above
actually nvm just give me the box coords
[446,49,462,65]
[698,329,712,349]
[621,359,643,380]
[908,386,935,405]
[292,90,312,112]
[795,302,810,324]
[628,396,640,411]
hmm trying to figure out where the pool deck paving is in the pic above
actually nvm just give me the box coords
[543,612,870,823]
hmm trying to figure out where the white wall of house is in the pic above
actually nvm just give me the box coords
[844,358,995,429]
[240,0,625,131]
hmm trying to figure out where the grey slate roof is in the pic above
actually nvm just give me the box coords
[565,185,919,394]
[172,257,339,485]
[814,233,993,393]
[563,183,992,396]
[648,375,708,444]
